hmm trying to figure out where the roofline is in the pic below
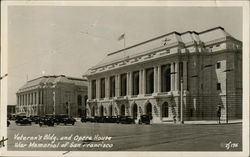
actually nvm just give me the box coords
[107,27,225,57]
[27,75,87,82]
[198,26,224,34]
[108,31,180,56]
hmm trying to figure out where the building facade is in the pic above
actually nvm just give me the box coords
[84,27,242,123]
[16,75,88,117]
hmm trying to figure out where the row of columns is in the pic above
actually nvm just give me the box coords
[89,61,188,99]
[17,90,43,106]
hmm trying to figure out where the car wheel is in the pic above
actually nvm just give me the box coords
[72,122,75,125]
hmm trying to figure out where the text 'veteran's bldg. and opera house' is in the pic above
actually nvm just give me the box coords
[84,27,242,123]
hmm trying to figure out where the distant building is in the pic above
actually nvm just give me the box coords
[16,75,88,117]
[7,105,16,117]
[84,27,242,123]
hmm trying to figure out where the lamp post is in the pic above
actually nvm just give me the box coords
[223,69,233,124]
[180,78,184,124]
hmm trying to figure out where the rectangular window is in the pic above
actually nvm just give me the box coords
[100,78,105,98]
[120,73,127,96]
[217,83,221,90]
[91,80,96,99]
[132,71,139,95]
[216,62,221,69]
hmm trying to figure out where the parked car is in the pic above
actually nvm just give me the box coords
[117,116,135,124]
[138,115,150,124]
[63,116,76,125]
[102,116,117,123]
[93,116,105,123]
[30,115,40,124]
[16,116,32,125]
[39,116,54,127]
[54,114,75,125]
[81,117,95,123]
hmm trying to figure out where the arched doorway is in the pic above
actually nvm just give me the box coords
[83,95,88,117]
[132,103,138,119]
[91,106,95,117]
[146,103,152,119]
[121,104,125,116]
[109,105,113,116]
[99,105,104,116]
[162,102,169,117]
[77,95,82,117]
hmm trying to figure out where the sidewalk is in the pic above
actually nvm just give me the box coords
[167,119,242,125]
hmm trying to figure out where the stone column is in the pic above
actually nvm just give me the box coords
[116,74,120,97]
[33,92,35,104]
[158,65,162,93]
[88,80,92,100]
[154,66,158,93]
[105,77,110,98]
[36,91,39,105]
[139,70,142,94]
[129,72,133,95]
[183,61,188,90]
[126,72,130,96]
[142,69,146,94]
[175,61,179,91]
[171,63,175,91]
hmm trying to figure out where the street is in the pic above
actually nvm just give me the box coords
[7,121,242,151]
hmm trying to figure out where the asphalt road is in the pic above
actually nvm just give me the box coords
[7,121,242,151]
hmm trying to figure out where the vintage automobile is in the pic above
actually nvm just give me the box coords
[30,115,40,124]
[102,116,118,123]
[16,116,32,125]
[54,114,75,125]
[39,116,55,127]
[81,117,95,123]
[93,116,104,123]
[117,116,135,124]
[138,115,150,125]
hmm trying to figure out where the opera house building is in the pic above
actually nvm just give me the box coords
[84,26,242,123]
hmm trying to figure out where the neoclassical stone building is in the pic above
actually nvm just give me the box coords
[84,27,242,123]
[16,75,88,117]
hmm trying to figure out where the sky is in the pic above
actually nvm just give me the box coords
[7,6,242,105]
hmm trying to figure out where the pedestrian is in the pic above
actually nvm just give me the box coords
[217,105,222,124]
[173,115,176,124]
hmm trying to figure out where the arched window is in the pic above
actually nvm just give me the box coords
[77,95,82,106]
[146,103,152,119]
[121,104,125,116]
[132,104,138,119]
[162,102,169,117]
[100,105,104,116]
[109,105,113,116]
[91,106,95,117]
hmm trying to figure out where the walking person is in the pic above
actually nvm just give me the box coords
[217,105,222,124]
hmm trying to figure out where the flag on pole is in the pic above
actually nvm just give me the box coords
[118,33,125,41]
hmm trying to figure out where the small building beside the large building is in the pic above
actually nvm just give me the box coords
[16,75,88,117]
[84,27,242,123]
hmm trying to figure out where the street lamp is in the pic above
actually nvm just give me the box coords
[180,78,184,124]
[223,69,233,124]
